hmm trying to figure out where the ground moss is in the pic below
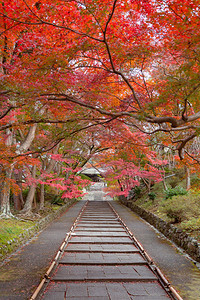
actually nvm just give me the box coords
[0,219,35,259]
[0,219,35,243]
[0,201,76,261]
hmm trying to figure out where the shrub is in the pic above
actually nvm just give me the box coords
[167,169,185,188]
[128,186,142,200]
[161,193,200,223]
[162,200,184,223]
[180,217,200,232]
[133,186,142,197]
[164,186,187,200]
[51,195,65,206]
[148,192,156,201]
[191,175,200,188]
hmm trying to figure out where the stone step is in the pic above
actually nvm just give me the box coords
[52,265,157,282]
[69,236,133,244]
[64,244,138,252]
[59,252,146,265]
[41,281,171,300]
[72,232,128,237]
[75,228,125,232]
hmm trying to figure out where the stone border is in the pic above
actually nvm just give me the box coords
[119,196,200,262]
[0,198,77,262]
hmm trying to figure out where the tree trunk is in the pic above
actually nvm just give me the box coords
[162,179,168,190]
[16,124,37,155]
[0,187,12,217]
[0,123,37,217]
[39,143,60,209]
[161,167,167,190]
[185,166,191,190]
[12,170,24,211]
[13,193,23,211]
[39,184,45,210]
[21,185,37,214]
[0,166,14,217]
[20,165,37,215]
[0,127,14,217]
[117,179,123,191]
[142,178,151,193]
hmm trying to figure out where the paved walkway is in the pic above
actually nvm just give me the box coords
[39,201,173,299]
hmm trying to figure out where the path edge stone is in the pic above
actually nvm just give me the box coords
[119,196,200,262]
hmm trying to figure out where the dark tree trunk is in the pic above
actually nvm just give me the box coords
[20,165,37,215]
[13,170,24,211]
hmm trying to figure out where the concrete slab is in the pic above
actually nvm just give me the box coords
[41,282,170,300]
[52,265,157,281]
[41,292,65,300]
[59,252,146,265]
[72,231,128,237]
[82,214,114,216]
[75,224,122,228]
[68,236,133,244]
[64,243,139,252]
[80,219,117,222]
[81,217,116,219]
[77,220,120,224]
[80,214,115,216]
[75,227,126,232]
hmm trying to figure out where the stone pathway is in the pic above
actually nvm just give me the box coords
[38,201,175,299]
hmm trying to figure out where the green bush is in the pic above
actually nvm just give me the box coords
[161,193,200,223]
[180,217,200,232]
[164,186,187,200]
[167,169,185,187]
[162,200,184,223]
[51,195,65,206]
[191,175,200,188]
[129,186,142,200]
[133,186,142,198]
[148,192,156,201]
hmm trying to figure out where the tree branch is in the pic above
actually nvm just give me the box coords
[176,133,197,160]
[0,106,13,120]
[185,150,200,164]
[146,111,200,128]
[42,93,137,118]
